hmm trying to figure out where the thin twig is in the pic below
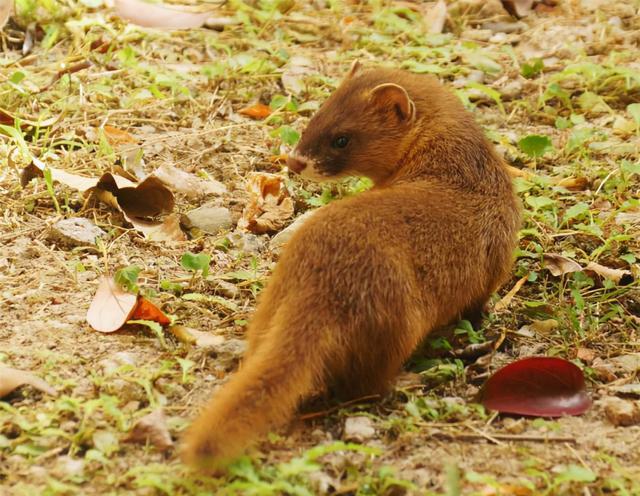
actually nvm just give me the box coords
[298,394,381,420]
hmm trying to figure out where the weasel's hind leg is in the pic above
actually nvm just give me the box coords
[329,308,432,401]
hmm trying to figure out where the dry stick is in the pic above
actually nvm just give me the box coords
[464,421,505,446]
[40,60,92,92]
[429,431,577,444]
[298,394,381,421]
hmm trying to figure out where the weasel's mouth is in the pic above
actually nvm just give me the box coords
[286,154,308,174]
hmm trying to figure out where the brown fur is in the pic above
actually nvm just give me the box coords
[182,66,521,467]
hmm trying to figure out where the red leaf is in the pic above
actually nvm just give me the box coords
[130,297,171,325]
[479,357,592,417]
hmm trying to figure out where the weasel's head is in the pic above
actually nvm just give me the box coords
[287,62,418,185]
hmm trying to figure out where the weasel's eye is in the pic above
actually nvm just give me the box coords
[332,136,349,149]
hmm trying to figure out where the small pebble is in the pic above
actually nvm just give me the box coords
[343,416,376,442]
[49,217,105,247]
[603,397,640,427]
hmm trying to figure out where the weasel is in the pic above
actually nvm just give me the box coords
[182,62,521,466]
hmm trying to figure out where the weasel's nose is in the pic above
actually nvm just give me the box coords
[287,155,307,174]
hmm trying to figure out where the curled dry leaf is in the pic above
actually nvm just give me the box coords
[0,366,57,399]
[114,0,213,29]
[585,261,633,285]
[238,103,272,120]
[238,173,294,234]
[543,253,582,277]
[130,298,171,325]
[127,409,173,451]
[479,357,592,417]
[21,159,183,241]
[422,0,447,34]
[152,163,226,199]
[87,276,138,333]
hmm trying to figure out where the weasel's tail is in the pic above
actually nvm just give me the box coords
[182,324,322,467]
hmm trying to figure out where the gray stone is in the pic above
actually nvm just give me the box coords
[183,205,232,234]
[343,416,376,442]
[228,231,265,254]
[49,217,105,247]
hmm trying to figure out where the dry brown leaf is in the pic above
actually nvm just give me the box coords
[238,103,272,120]
[152,163,226,199]
[556,176,590,191]
[494,274,528,311]
[543,253,582,276]
[130,297,171,325]
[127,409,173,451]
[0,0,13,30]
[114,0,213,29]
[238,173,295,234]
[103,125,137,145]
[86,276,138,333]
[585,261,633,285]
[422,0,447,34]
[0,366,57,398]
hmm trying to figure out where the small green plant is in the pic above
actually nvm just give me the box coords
[521,58,544,79]
[43,168,62,214]
[115,265,141,293]
[518,135,554,158]
[271,125,300,146]
[181,252,211,285]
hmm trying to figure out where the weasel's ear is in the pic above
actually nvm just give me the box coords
[370,83,416,122]
[346,59,362,78]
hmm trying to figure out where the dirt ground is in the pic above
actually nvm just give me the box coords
[1,0,639,495]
